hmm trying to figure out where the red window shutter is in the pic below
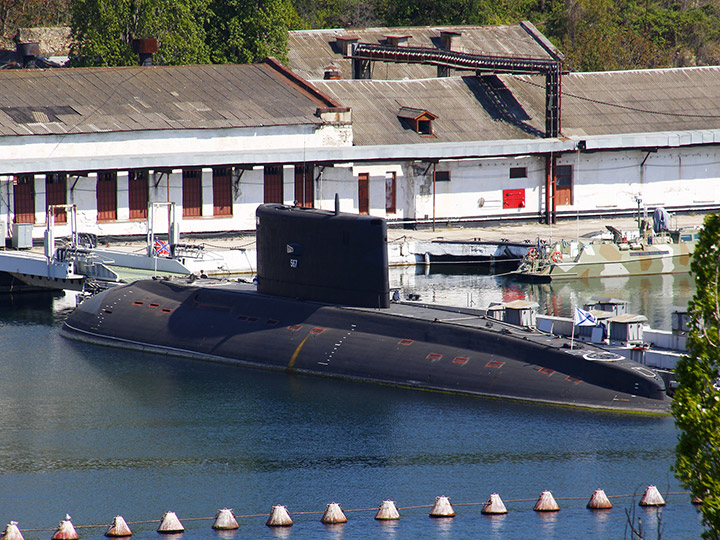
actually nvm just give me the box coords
[294,165,314,208]
[385,172,396,214]
[264,166,283,204]
[358,173,369,215]
[97,172,117,221]
[13,175,35,224]
[212,168,232,216]
[183,169,202,217]
[129,170,149,220]
[46,173,67,223]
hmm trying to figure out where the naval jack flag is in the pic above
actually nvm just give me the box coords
[570,307,597,350]
[574,307,598,327]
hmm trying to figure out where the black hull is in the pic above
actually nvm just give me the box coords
[61,279,670,414]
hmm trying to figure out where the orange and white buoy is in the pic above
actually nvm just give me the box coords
[321,503,348,524]
[375,500,400,520]
[587,489,613,510]
[52,516,78,540]
[266,505,293,527]
[429,496,455,518]
[104,516,132,537]
[157,512,184,534]
[534,490,560,512]
[481,493,508,515]
[2,521,24,540]
[639,485,666,506]
[212,509,238,530]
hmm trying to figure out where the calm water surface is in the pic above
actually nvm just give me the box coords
[0,271,702,540]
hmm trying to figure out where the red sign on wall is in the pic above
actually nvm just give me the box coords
[503,188,525,209]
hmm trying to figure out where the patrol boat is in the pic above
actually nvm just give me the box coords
[514,208,699,282]
[61,203,671,413]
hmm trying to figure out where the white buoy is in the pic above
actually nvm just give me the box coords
[2,522,24,540]
[321,503,348,524]
[534,490,560,512]
[639,485,666,506]
[104,516,132,537]
[587,489,612,510]
[375,500,400,520]
[52,516,78,540]
[212,509,239,530]
[692,495,703,506]
[157,512,184,534]
[482,493,508,515]
[266,505,293,527]
[429,496,455,518]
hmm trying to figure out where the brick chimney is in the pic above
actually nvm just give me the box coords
[132,38,158,66]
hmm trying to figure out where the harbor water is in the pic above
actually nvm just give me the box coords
[0,268,702,540]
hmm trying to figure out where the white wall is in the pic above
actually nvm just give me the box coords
[3,144,720,240]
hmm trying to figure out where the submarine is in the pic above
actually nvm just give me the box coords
[61,203,671,413]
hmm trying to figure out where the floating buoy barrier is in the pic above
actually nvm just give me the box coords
[157,512,184,534]
[266,505,293,527]
[639,485,666,507]
[587,489,613,510]
[212,509,238,530]
[375,500,400,520]
[429,496,455,518]
[104,516,131,537]
[321,503,348,524]
[2,522,24,540]
[481,493,508,515]
[3,483,696,537]
[52,516,78,540]
[534,491,560,512]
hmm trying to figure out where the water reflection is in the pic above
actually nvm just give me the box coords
[390,266,695,330]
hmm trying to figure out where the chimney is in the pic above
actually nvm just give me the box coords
[335,36,359,56]
[16,42,40,68]
[385,35,410,48]
[132,38,158,66]
[439,31,461,50]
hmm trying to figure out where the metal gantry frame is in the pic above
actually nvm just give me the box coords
[349,42,562,138]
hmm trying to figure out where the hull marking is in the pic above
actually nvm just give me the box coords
[288,333,311,369]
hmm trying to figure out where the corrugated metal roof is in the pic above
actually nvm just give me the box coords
[316,66,720,146]
[314,75,545,145]
[0,62,325,136]
[503,66,720,137]
[289,23,560,81]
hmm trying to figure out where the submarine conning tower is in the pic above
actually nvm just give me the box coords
[256,204,390,308]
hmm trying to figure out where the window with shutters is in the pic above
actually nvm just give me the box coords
[264,165,283,204]
[46,173,67,223]
[183,169,202,218]
[96,171,117,221]
[358,172,369,215]
[385,172,396,214]
[294,164,314,208]
[129,170,149,220]
[212,168,233,216]
[13,175,35,224]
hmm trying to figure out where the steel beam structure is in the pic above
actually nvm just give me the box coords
[349,43,562,138]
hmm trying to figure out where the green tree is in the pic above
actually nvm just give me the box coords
[1,0,70,40]
[69,0,210,66]
[205,0,299,64]
[673,212,720,540]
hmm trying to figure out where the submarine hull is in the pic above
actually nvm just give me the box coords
[61,278,670,413]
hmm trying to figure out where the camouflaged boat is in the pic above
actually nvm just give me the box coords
[515,225,699,281]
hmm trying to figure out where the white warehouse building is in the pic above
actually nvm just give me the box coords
[1,24,719,244]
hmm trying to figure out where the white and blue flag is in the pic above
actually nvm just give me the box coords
[574,307,598,327]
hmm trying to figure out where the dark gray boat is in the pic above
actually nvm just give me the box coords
[61,204,671,413]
